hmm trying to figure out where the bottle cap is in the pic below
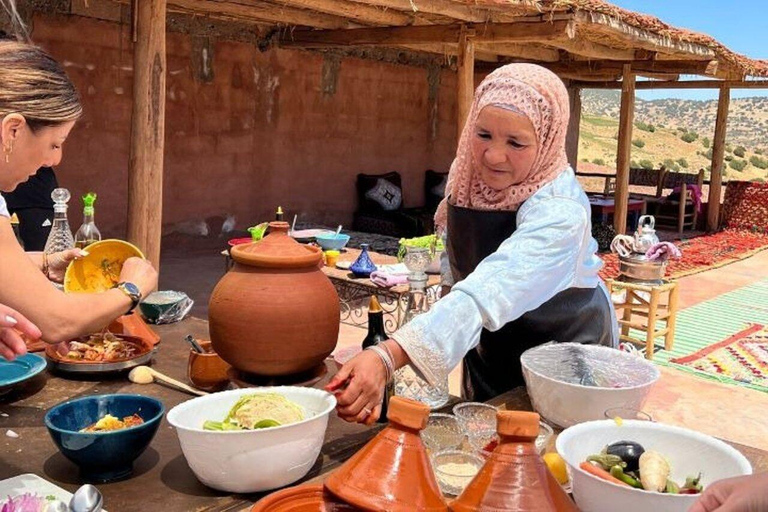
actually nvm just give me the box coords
[369,295,382,313]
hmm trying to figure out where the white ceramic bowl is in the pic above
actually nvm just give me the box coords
[521,343,660,428]
[556,420,752,512]
[167,386,336,493]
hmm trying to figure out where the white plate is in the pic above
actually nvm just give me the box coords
[335,261,352,270]
[0,474,109,511]
[290,229,334,240]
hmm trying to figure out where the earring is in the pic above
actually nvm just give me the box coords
[3,142,12,164]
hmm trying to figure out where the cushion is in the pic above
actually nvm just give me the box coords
[357,172,403,212]
[424,169,448,212]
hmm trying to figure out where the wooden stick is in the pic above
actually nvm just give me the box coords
[708,86,730,231]
[149,367,208,396]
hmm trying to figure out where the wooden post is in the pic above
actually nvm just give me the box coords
[614,64,635,234]
[457,27,475,140]
[128,0,167,269]
[707,86,730,231]
[566,85,581,170]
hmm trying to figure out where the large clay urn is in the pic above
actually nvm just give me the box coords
[209,221,340,377]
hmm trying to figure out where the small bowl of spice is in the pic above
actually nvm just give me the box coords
[422,413,464,453]
[432,450,484,496]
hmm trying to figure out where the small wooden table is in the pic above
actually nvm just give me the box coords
[607,279,680,360]
[322,248,441,331]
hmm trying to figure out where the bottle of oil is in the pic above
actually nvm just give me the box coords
[362,295,393,423]
[44,188,74,254]
[74,192,102,249]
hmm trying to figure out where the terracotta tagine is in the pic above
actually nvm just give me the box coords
[209,221,340,377]
[250,484,359,512]
[450,411,578,512]
[324,397,448,512]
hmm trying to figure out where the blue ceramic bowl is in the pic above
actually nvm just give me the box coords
[315,233,350,251]
[44,394,164,482]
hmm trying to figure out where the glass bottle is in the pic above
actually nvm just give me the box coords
[74,192,102,249]
[451,411,578,511]
[44,188,75,254]
[394,246,449,410]
[362,295,393,423]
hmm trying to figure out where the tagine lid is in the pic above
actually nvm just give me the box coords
[497,410,540,438]
[231,221,322,269]
[251,484,357,511]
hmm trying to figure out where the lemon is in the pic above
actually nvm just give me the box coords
[543,453,569,485]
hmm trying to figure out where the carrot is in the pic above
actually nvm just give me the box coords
[579,462,631,487]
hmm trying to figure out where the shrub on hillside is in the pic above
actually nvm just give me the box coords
[681,132,698,143]
[729,159,748,172]
[725,155,734,162]
[734,146,747,158]
[756,148,764,155]
[639,159,654,170]
[663,159,681,172]
[726,144,733,153]
[635,121,655,132]
[702,137,710,148]
[632,139,645,148]
[754,177,765,183]
[750,155,768,169]
[677,158,689,168]
[592,158,606,166]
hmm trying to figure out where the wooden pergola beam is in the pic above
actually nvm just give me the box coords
[571,79,768,89]
[279,20,575,48]
[457,28,475,140]
[262,0,416,26]
[155,0,360,30]
[127,0,166,269]
[346,0,494,23]
[549,38,636,61]
[708,86,730,231]
[544,59,718,77]
[614,64,635,235]
[476,42,560,62]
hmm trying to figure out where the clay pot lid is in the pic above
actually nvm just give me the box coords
[231,222,322,268]
[497,410,540,438]
[251,484,358,511]
[324,396,447,512]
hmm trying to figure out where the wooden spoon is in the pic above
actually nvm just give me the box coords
[129,365,208,397]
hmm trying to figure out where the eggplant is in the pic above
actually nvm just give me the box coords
[606,441,645,472]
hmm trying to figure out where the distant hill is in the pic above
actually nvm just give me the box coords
[578,90,768,183]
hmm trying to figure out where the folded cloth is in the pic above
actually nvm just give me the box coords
[370,270,409,288]
[669,184,703,213]
[645,241,682,262]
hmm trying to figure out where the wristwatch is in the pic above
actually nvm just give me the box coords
[115,282,142,315]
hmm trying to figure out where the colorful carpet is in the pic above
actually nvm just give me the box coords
[599,229,768,281]
[649,279,768,393]
[670,324,768,390]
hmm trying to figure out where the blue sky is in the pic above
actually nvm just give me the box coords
[603,1,768,101]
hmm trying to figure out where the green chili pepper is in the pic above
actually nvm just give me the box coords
[587,454,626,471]
[666,479,680,494]
[610,465,644,489]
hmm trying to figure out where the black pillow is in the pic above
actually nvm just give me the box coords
[424,169,448,212]
[357,172,403,212]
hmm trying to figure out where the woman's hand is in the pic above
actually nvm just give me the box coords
[326,349,388,426]
[118,257,158,298]
[689,473,768,512]
[46,248,88,283]
[0,305,41,361]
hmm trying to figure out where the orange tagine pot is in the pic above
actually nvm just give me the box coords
[209,221,340,377]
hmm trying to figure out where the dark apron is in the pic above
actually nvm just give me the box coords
[447,203,614,402]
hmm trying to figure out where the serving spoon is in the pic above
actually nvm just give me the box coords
[69,484,103,512]
[129,366,208,397]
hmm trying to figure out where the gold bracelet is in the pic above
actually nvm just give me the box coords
[42,252,50,278]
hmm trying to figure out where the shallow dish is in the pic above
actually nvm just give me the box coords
[139,290,190,323]
[0,353,46,395]
[44,394,164,482]
[45,334,154,374]
[64,239,144,293]
[556,419,752,512]
[167,386,336,493]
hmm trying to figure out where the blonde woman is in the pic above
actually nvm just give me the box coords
[0,29,158,359]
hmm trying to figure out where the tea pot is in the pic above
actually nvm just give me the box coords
[633,215,659,254]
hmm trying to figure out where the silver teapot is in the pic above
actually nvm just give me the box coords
[633,215,659,254]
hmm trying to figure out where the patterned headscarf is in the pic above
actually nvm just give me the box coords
[434,63,571,232]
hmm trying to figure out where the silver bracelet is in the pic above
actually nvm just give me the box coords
[379,342,396,370]
[365,345,394,383]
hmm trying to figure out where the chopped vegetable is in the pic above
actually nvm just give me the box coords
[606,440,645,472]
[639,450,671,492]
[203,393,304,431]
[579,462,631,487]
[586,453,626,471]
[610,465,644,488]
[665,479,680,494]
[681,473,703,494]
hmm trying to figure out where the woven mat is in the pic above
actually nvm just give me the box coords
[599,229,768,281]
[650,279,768,393]
[670,324,768,392]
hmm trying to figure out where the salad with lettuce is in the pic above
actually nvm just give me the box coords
[203,393,305,431]
[397,234,444,262]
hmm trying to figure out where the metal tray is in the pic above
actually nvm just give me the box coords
[45,334,156,375]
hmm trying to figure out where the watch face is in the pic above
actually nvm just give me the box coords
[123,282,141,296]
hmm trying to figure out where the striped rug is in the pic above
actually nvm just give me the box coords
[648,278,768,393]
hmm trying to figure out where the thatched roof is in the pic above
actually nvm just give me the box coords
[138,0,767,80]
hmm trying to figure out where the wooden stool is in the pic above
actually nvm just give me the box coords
[607,279,680,360]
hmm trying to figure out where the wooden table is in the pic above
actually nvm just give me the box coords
[322,248,441,331]
[3,320,765,511]
[589,196,646,231]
